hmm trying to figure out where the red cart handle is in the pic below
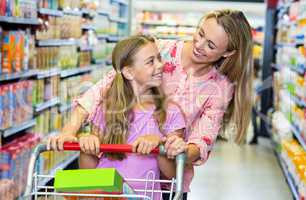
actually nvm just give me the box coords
[63,142,161,154]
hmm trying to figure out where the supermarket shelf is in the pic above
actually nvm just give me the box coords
[141,21,196,27]
[35,98,60,113]
[79,45,94,51]
[37,39,79,46]
[38,153,79,186]
[271,63,281,71]
[106,60,112,65]
[81,24,95,30]
[38,8,63,17]
[0,70,37,82]
[277,0,294,10]
[63,9,83,16]
[275,42,304,49]
[59,103,72,113]
[97,34,109,40]
[0,16,40,25]
[60,66,92,78]
[44,131,60,141]
[291,124,306,151]
[275,152,299,200]
[81,9,92,15]
[94,59,106,65]
[291,95,306,108]
[107,35,122,42]
[0,119,36,138]
[157,35,183,40]
[98,10,110,17]
[109,16,128,24]
[112,0,129,5]
[37,68,61,79]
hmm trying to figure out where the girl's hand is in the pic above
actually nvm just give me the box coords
[47,133,78,151]
[79,134,100,155]
[164,134,187,159]
[132,135,161,154]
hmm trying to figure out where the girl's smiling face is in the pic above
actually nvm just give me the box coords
[126,42,163,91]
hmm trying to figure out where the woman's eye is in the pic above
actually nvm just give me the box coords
[208,44,215,50]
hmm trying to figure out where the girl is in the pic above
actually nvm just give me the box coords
[50,9,254,199]
[48,35,186,199]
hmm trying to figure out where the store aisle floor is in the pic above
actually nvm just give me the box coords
[189,141,292,200]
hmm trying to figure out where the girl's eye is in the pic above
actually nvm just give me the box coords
[147,59,154,65]
[157,54,161,61]
[199,32,204,38]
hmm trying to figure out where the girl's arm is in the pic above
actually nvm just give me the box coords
[79,152,99,169]
[47,105,88,151]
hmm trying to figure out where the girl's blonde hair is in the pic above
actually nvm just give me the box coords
[96,35,166,160]
[202,10,253,144]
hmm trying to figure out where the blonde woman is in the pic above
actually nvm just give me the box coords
[48,9,253,199]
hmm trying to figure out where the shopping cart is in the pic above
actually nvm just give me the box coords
[23,142,186,200]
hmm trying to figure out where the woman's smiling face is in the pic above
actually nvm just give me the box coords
[191,17,230,64]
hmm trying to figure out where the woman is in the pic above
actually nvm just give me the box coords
[48,9,253,199]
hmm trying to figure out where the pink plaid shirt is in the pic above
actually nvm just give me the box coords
[74,40,234,192]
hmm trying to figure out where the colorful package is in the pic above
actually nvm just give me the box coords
[1,31,14,74]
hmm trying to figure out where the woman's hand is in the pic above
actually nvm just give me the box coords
[79,134,101,155]
[132,135,161,154]
[47,133,78,151]
[164,134,187,159]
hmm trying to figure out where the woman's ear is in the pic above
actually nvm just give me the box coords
[223,50,236,58]
[122,66,134,80]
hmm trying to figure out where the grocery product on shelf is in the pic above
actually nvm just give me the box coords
[135,11,199,39]
[0,81,33,130]
[35,107,60,137]
[59,0,81,10]
[38,0,59,10]
[0,133,40,196]
[1,30,33,74]
[0,0,37,19]
[0,1,130,198]
[36,15,82,40]
[93,41,115,63]
[58,46,79,69]
[273,1,306,199]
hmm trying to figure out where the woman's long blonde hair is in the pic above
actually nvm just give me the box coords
[96,35,167,160]
[203,10,253,144]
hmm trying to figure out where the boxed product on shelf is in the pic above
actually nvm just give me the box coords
[281,139,306,200]
[60,15,82,39]
[78,51,91,67]
[35,107,60,136]
[38,0,59,10]
[60,74,93,108]
[94,14,111,35]
[58,0,81,10]
[36,15,82,40]
[58,46,78,69]
[0,0,37,18]
[0,81,33,130]
[36,47,59,70]
[93,41,115,63]
[1,30,33,74]
[0,133,40,196]
[32,76,59,105]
